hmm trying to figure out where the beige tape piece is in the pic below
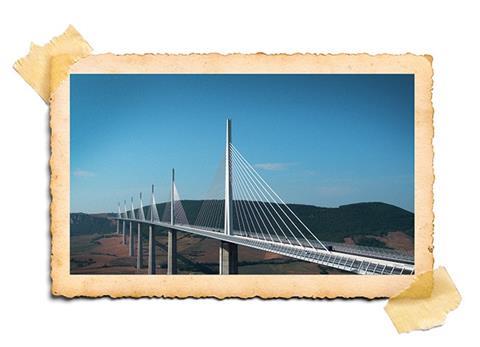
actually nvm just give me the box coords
[385,267,461,333]
[13,25,92,103]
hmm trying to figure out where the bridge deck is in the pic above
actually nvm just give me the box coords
[117,218,414,275]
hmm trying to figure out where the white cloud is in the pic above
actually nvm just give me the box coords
[73,169,95,177]
[253,162,293,171]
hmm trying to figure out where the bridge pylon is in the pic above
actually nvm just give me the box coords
[117,202,120,234]
[148,185,156,274]
[137,192,143,269]
[129,197,134,256]
[168,168,178,274]
[220,118,238,274]
[224,119,233,236]
[123,200,127,245]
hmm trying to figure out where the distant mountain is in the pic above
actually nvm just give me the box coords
[70,212,116,235]
[70,201,413,244]
[288,202,413,242]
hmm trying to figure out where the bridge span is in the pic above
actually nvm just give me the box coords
[113,119,414,275]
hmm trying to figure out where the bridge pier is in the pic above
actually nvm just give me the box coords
[148,225,156,274]
[137,223,143,269]
[116,219,119,234]
[167,229,177,274]
[129,221,134,256]
[122,221,126,244]
[219,241,238,275]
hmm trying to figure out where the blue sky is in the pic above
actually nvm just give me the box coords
[71,74,414,213]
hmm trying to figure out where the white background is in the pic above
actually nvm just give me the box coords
[0,0,479,345]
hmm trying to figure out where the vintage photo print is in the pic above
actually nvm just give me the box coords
[51,54,433,298]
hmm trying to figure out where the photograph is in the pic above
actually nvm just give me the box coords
[70,73,415,276]
[5,2,477,344]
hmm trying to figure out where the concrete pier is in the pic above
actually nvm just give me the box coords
[219,241,238,274]
[148,225,156,274]
[122,221,126,244]
[116,219,119,234]
[129,221,134,256]
[137,223,143,269]
[167,229,177,274]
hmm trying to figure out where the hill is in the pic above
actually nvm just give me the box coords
[70,212,116,235]
[70,201,413,274]
[288,201,413,242]
[70,201,413,243]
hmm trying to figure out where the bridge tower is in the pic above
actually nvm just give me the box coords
[123,200,127,245]
[168,168,178,274]
[148,184,156,274]
[220,119,238,274]
[117,202,120,234]
[137,192,143,269]
[129,197,134,256]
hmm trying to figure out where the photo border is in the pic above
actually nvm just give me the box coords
[51,53,433,298]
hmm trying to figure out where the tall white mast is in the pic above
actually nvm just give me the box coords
[224,119,233,235]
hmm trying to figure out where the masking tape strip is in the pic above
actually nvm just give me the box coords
[13,25,92,103]
[385,267,461,333]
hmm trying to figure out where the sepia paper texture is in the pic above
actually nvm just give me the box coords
[13,25,92,103]
[49,53,434,298]
[385,267,461,333]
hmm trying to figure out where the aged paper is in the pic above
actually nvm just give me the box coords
[51,53,434,298]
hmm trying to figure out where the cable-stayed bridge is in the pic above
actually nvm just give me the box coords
[114,120,414,275]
